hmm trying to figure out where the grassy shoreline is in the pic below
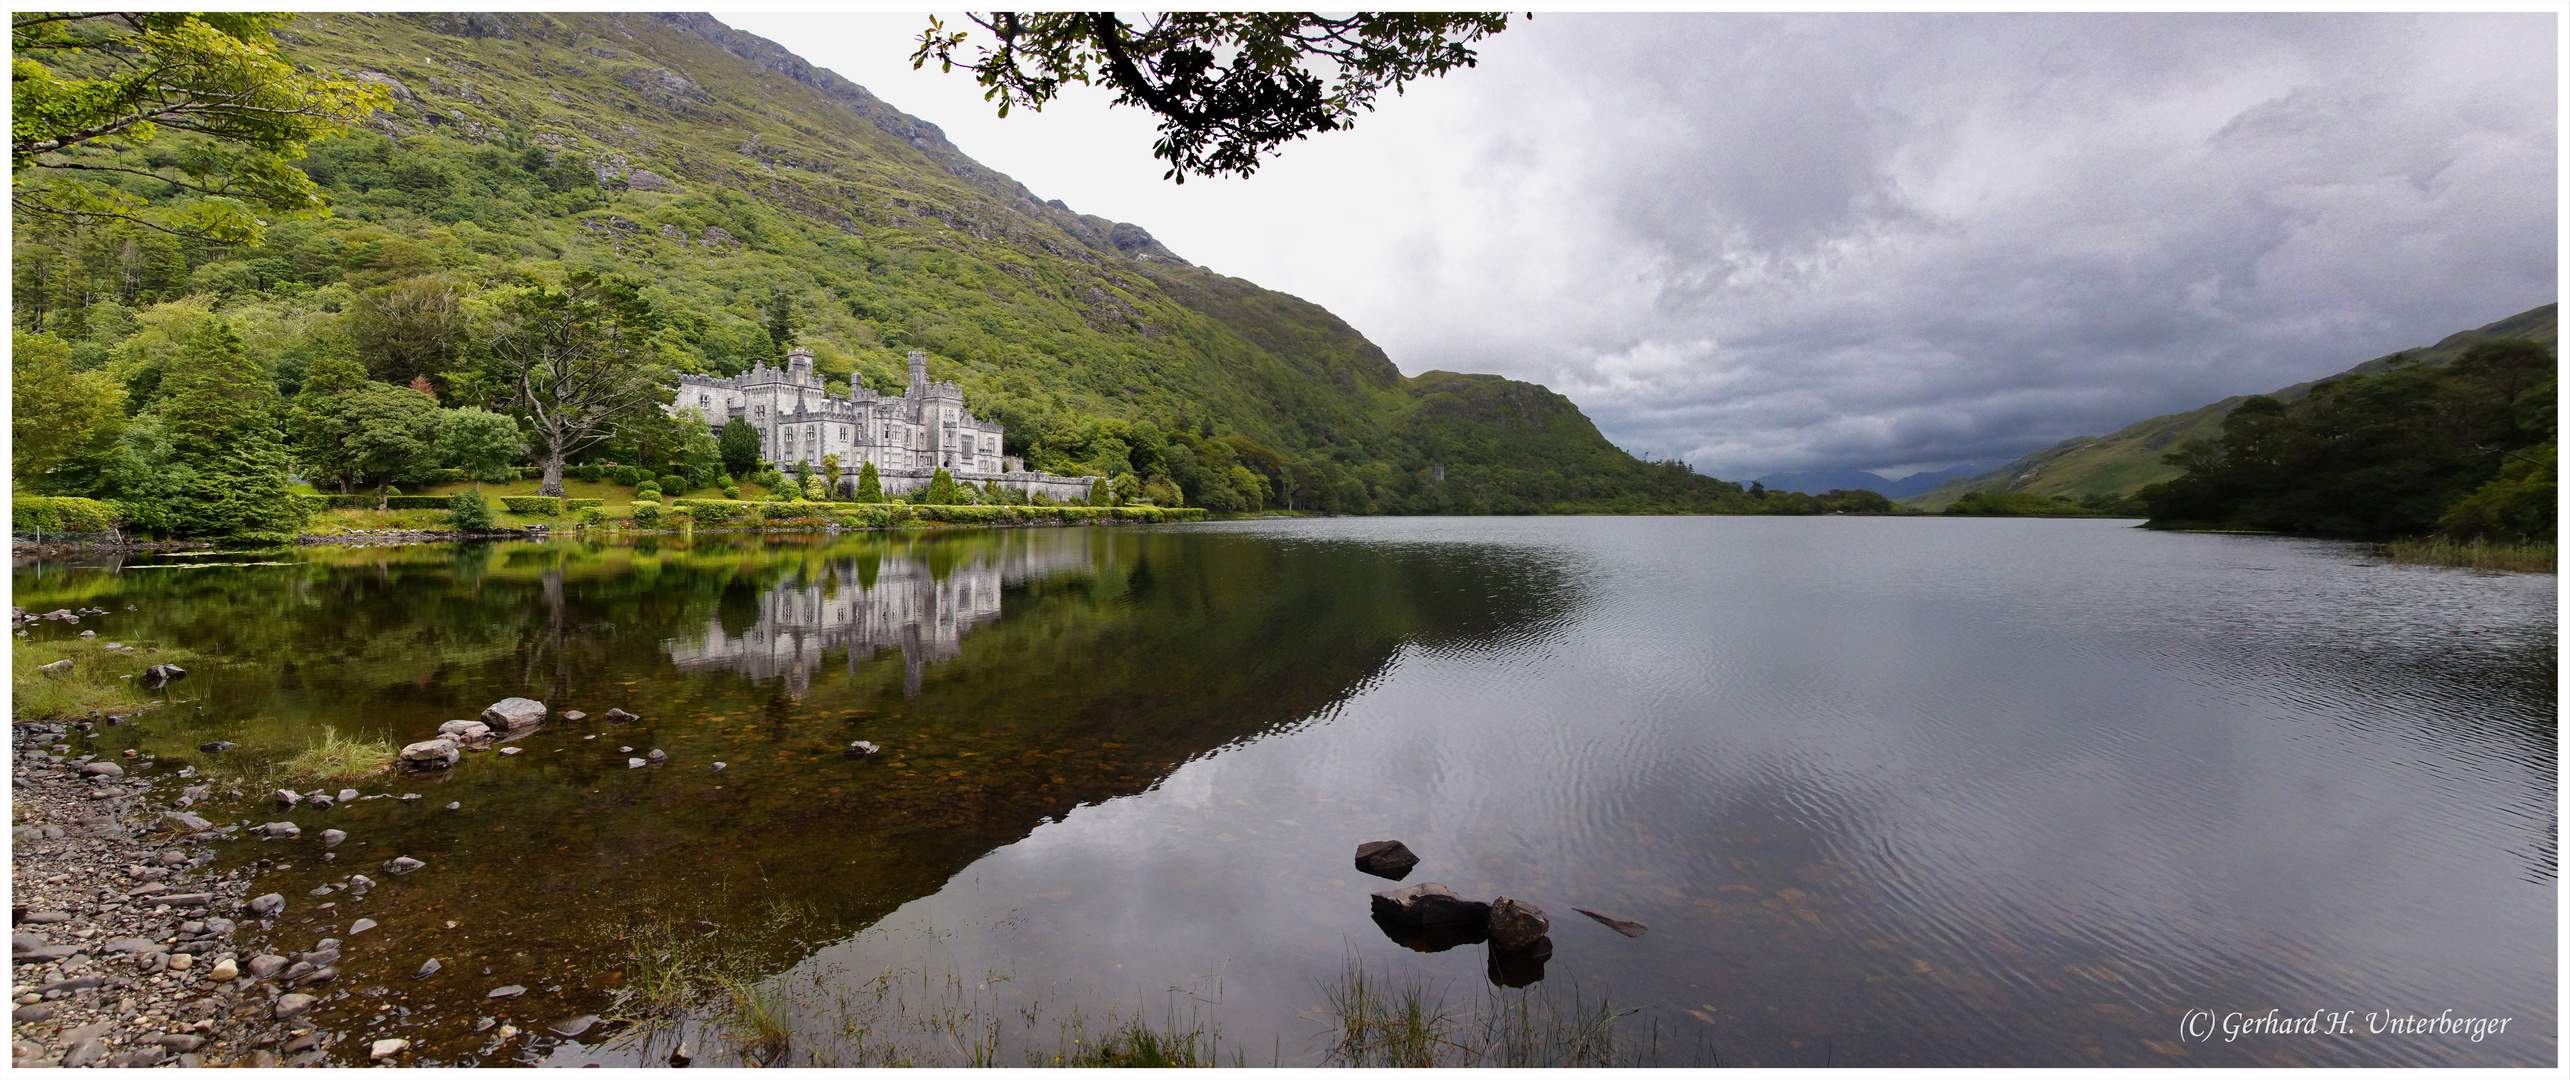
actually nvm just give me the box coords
[2380,538,2556,574]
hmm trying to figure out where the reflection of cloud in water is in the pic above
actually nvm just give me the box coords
[666,534,1095,695]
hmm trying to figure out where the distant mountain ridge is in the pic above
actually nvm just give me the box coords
[1752,463,2000,499]
[1900,304,2559,510]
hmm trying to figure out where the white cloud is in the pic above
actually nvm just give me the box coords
[719,12,2556,479]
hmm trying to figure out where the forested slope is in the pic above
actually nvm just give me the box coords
[15,11,1770,519]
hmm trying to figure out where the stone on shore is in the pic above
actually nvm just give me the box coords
[273,993,316,1018]
[337,788,360,803]
[198,740,237,753]
[78,761,122,778]
[206,957,238,981]
[1353,840,1419,880]
[38,659,72,678]
[247,893,286,916]
[245,954,289,978]
[371,1038,409,1060]
[481,697,548,731]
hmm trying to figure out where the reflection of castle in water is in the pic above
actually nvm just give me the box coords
[665,534,1096,696]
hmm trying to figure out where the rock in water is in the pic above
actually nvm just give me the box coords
[247,894,286,917]
[647,749,667,763]
[370,1039,408,1061]
[710,762,727,771]
[349,918,378,935]
[383,856,426,875]
[599,708,639,723]
[438,719,492,742]
[480,698,548,731]
[274,789,303,807]
[319,829,346,848]
[1370,882,1496,950]
[1486,897,1550,950]
[560,710,587,722]
[337,788,360,803]
[198,741,237,753]
[246,954,289,978]
[487,984,525,998]
[414,957,442,979]
[549,1014,598,1037]
[1486,935,1554,989]
[627,758,646,769]
[1353,840,1420,880]
[498,747,523,756]
[398,738,460,768]
[257,821,300,839]
[1572,907,1648,938]
[844,741,880,758]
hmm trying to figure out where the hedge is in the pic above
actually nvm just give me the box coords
[564,499,603,512]
[301,494,458,511]
[13,496,121,533]
[500,496,561,515]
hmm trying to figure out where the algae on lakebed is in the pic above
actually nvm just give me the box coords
[9,526,1575,1064]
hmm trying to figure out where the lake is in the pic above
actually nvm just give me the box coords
[12,517,2554,1066]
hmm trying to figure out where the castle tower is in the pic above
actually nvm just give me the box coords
[787,347,815,382]
[907,349,928,396]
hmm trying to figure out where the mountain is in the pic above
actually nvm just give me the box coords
[1753,463,2000,500]
[1900,304,2559,510]
[16,12,1761,517]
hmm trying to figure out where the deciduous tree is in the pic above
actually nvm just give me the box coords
[478,272,664,497]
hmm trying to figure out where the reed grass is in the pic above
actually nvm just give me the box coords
[10,637,197,721]
[2381,538,2555,573]
[1316,956,1658,1067]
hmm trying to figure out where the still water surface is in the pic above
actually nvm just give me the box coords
[13,518,2554,1066]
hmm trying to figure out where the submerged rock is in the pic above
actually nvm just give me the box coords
[1353,840,1419,881]
[141,664,187,689]
[480,698,548,731]
[599,708,639,723]
[1370,883,1492,953]
[1572,907,1648,938]
[1486,935,1554,989]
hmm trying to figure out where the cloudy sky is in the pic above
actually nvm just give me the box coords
[720,11,2557,480]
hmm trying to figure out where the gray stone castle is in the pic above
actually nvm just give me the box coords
[670,348,1092,501]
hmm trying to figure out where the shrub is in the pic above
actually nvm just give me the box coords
[634,482,662,501]
[499,496,562,515]
[674,499,739,524]
[609,465,644,486]
[631,503,666,528]
[449,490,494,531]
[658,473,688,495]
[722,484,742,500]
[517,466,544,479]
[573,463,605,482]
[576,507,607,527]
[564,498,603,512]
[13,496,122,534]
[422,467,470,486]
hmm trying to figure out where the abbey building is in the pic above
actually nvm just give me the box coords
[670,348,1092,501]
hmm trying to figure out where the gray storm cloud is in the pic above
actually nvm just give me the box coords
[1350,13,2556,478]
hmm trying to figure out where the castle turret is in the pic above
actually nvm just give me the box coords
[788,347,815,382]
[907,349,928,395]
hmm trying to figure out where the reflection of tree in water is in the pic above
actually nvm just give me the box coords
[667,530,1097,697]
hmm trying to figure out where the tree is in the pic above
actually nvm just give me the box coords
[764,286,796,361]
[12,329,123,479]
[719,415,762,477]
[1112,472,1141,505]
[437,407,526,491]
[853,460,884,503]
[12,13,388,243]
[478,272,664,497]
[350,275,466,385]
[822,452,843,498]
[1088,476,1110,507]
[339,382,443,506]
[914,13,1513,182]
[154,319,305,537]
[924,467,960,505]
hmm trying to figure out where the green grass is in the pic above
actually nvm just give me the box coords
[2382,538,2556,574]
[277,726,397,783]
[11,637,198,722]
[1317,957,1658,1068]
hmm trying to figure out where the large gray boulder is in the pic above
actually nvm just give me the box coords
[480,698,547,731]
[399,738,460,768]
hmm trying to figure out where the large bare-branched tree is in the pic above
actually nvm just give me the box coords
[479,272,665,497]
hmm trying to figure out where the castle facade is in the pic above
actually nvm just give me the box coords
[670,348,1092,502]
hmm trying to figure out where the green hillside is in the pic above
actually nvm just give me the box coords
[1902,304,2559,510]
[14,11,1771,519]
